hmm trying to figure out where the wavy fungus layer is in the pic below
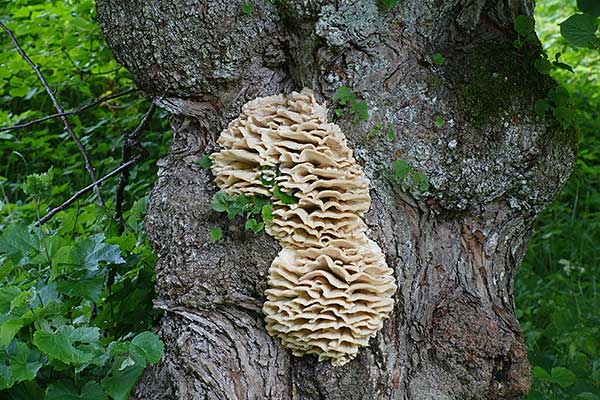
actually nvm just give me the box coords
[211,89,396,366]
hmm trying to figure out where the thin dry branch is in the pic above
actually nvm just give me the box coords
[0,88,138,132]
[115,102,157,233]
[35,158,139,226]
[0,21,105,205]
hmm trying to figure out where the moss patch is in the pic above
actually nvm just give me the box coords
[452,41,551,127]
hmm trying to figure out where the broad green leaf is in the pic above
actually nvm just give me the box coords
[0,320,25,347]
[534,99,550,116]
[578,0,600,17]
[550,367,576,388]
[33,326,100,366]
[5,341,43,384]
[69,235,125,271]
[332,86,355,105]
[130,331,164,365]
[0,225,40,264]
[577,393,600,400]
[0,363,12,390]
[532,366,550,380]
[45,380,107,400]
[560,14,599,48]
[56,275,104,302]
[211,191,231,213]
[434,116,445,127]
[378,0,399,10]
[101,364,144,400]
[350,100,369,121]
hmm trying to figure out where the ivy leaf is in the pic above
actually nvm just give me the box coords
[211,191,231,213]
[261,204,274,222]
[350,100,369,121]
[272,185,298,204]
[209,227,222,241]
[240,3,254,15]
[46,381,107,400]
[560,14,599,48]
[432,53,445,65]
[196,154,212,169]
[578,0,600,17]
[244,218,264,234]
[412,172,430,192]
[434,116,445,127]
[386,127,395,141]
[532,366,550,380]
[391,160,412,183]
[332,86,355,106]
[129,331,164,366]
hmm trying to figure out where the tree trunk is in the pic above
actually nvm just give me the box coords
[95,1,576,399]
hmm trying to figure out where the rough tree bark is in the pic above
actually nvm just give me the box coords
[95,1,576,399]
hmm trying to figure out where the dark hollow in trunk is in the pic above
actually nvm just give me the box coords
[95,1,576,398]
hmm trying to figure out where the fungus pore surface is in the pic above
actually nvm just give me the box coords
[210,89,396,366]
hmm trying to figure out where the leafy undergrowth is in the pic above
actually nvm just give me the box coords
[0,0,171,398]
[516,1,600,399]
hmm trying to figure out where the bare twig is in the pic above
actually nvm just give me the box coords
[0,88,138,132]
[115,102,156,233]
[35,158,139,226]
[0,21,105,205]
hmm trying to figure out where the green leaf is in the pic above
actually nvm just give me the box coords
[367,124,382,139]
[434,116,445,127]
[209,227,222,241]
[46,380,107,400]
[211,191,232,213]
[577,393,600,400]
[534,99,550,116]
[244,218,264,234]
[260,173,275,187]
[514,15,535,37]
[350,100,369,122]
[5,341,43,385]
[261,204,274,222]
[196,154,212,169]
[411,172,430,192]
[0,225,41,264]
[378,0,399,10]
[432,53,445,65]
[272,185,298,204]
[386,127,395,141]
[553,61,575,73]
[101,364,144,400]
[549,367,576,388]
[534,58,552,75]
[56,275,104,302]
[560,14,599,48]
[391,160,412,183]
[532,366,551,380]
[332,86,355,106]
[33,326,100,366]
[67,235,125,272]
[240,3,254,15]
[129,331,164,366]
[0,320,26,348]
[578,0,600,17]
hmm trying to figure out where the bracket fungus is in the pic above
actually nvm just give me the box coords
[210,89,397,366]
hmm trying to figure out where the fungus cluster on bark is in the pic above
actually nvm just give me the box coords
[211,90,396,366]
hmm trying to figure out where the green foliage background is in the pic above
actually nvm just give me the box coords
[0,0,597,399]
